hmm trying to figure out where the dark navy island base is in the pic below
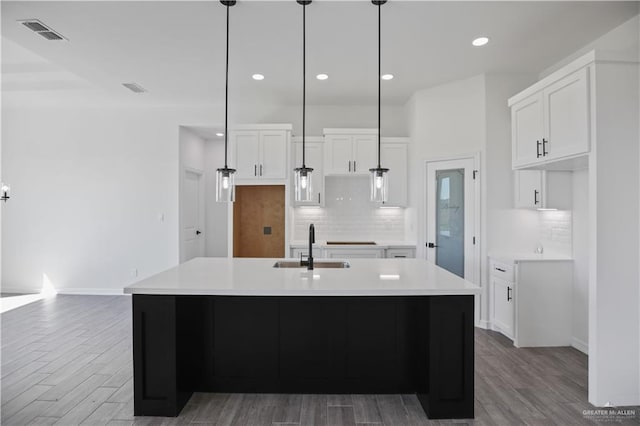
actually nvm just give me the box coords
[132,294,474,420]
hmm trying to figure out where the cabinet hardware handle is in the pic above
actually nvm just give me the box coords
[260,164,263,176]
[534,189,539,205]
[318,193,321,204]
[395,255,407,258]
[354,161,357,172]
[495,267,506,272]
[542,138,549,156]
[536,140,542,158]
[507,286,512,302]
[254,165,257,176]
[348,161,351,172]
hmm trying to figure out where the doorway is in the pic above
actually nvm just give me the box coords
[180,168,205,263]
[425,157,479,283]
[233,185,285,258]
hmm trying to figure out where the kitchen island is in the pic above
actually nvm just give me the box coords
[124,257,480,420]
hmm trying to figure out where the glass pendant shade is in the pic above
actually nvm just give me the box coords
[216,167,236,202]
[294,166,314,202]
[369,167,389,203]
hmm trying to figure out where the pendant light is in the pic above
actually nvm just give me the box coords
[216,0,236,203]
[369,0,389,203]
[293,0,314,202]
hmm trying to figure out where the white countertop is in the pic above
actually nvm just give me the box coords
[489,252,574,263]
[124,257,480,296]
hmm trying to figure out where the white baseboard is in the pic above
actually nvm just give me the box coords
[55,288,128,296]
[571,337,589,355]
[1,286,40,294]
[476,319,490,329]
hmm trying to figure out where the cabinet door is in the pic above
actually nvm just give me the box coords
[512,93,544,168]
[514,170,543,209]
[260,130,287,179]
[491,277,514,339]
[381,143,407,206]
[543,67,590,161]
[293,142,324,206]
[386,248,415,258]
[324,135,353,175]
[232,131,260,180]
[352,135,377,176]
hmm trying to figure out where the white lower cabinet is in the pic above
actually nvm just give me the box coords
[490,276,515,339]
[489,256,573,347]
[386,248,416,258]
[324,248,384,259]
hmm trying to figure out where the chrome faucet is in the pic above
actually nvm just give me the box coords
[307,224,315,270]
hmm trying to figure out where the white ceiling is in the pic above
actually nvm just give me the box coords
[2,1,638,107]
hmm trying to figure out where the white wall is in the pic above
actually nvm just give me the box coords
[204,139,228,257]
[1,107,204,293]
[572,169,589,353]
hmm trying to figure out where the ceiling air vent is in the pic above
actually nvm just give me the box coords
[19,19,67,41]
[122,83,148,94]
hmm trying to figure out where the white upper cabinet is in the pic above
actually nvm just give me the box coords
[324,129,377,176]
[230,126,290,182]
[509,61,591,170]
[514,170,572,210]
[512,93,544,168]
[292,138,324,206]
[381,142,408,207]
[543,68,590,161]
[514,170,543,209]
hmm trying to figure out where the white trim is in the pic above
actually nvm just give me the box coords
[476,319,490,330]
[56,288,129,296]
[323,128,378,135]
[572,337,589,355]
[231,124,292,131]
[1,286,40,294]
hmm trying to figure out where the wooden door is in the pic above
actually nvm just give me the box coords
[233,185,285,258]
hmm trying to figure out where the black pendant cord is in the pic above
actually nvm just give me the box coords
[302,2,306,168]
[377,1,381,169]
[224,3,230,169]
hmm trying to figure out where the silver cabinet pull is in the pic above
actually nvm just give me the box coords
[354,161,357,172]
[318,193,321,204]
[534,190,539,205]
[507,286,513,302]
[542,138,549,156]
[348,161,351,172]
[254,165,257,176]
[260,164,263,176]
[536,140,542,158]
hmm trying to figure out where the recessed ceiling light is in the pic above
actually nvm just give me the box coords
[472,37,489,47]
[252,74,264,81]
[216,132,224,137]
[316,74,328,80]
[381,74,394,80]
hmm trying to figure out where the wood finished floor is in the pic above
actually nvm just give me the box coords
[1,295,638,425]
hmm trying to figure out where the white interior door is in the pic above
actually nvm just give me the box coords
[181,169,204,262]
[426,158,478,282]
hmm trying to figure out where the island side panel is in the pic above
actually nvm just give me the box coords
[133,295,180,416]
[133,295,205,417]
[419,295,475,419]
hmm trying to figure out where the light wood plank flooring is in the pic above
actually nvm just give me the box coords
[1,295,638,425]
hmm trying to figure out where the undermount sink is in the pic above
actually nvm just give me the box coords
[273,261,350,269]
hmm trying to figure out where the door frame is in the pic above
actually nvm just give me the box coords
[179,167,205,263]
[422,153,481,286]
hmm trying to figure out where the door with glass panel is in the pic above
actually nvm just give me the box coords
[426,158,477,281]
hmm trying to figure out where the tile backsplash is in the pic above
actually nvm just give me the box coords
[292,176,406,241]
[538,210,572,254]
